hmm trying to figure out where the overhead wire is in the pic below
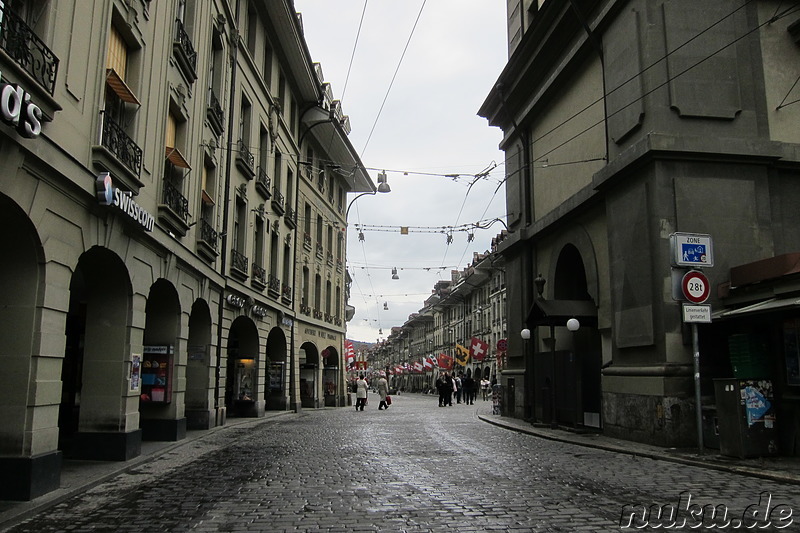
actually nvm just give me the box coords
[526,0,799,165]
[359,0,427,158]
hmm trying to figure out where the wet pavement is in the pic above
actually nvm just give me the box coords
[2,393,799,532]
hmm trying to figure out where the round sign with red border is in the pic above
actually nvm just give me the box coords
[682,270,710,304]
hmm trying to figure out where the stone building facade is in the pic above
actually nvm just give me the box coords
[480,0,800,452]
[0,0,372,501]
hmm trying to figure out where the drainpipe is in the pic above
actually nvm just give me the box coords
[214,0,240,424]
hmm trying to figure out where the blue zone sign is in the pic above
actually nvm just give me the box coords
[671,233,713,268]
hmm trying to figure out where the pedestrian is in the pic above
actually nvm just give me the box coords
[436,373,448,407]
[454,373,463,404]
[445,373,455,406]
[462,373,475,405]
[376,371,390,410]
[481,378,490,401]
[355,373,368,411]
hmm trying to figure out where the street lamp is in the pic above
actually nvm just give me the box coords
[345,171,391,218]
[521,328,532,420]
[566,318,580,426]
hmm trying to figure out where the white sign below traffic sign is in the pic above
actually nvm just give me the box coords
[683,304,712,323]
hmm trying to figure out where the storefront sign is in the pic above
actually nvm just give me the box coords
[0,71,43,138]
[96,172,155,232]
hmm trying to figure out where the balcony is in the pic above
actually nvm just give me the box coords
[93,113,143,192]
[230,249,249,280]
[255,167,272,199]
[313,309,323,320]
[326,251,333,266]
[197,218,218,262]
[281,282,292,304]
[173,19,197,83]
[336,258,343,272]
[271,188,285,216]
[206,88,224,136]
[315,242,324,260]
[0,5,59,95]
[158,180,190,236]
[303,232,312,251]
[284,205,297,230]
[300,303,311,315]
[251,263,267,290]
[235,139,255,179]
[267,274,281,299]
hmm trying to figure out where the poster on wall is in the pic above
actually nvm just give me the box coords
[130,354,141,391]
[269,362,284,391]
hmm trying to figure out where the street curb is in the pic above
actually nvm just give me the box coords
[0,412,296,532]
[477,414,800,486]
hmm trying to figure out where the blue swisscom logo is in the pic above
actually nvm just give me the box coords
[95,173,155,232]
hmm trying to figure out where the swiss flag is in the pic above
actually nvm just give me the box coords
[470,337,489,362]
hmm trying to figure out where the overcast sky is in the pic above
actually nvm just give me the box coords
[293,1,508,343]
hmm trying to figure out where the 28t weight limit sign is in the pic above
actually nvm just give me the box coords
[682,270,710,304]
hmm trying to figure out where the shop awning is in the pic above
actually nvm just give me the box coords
[526,298,597,328]
[712,296,800,320]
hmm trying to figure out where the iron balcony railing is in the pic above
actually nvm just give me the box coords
[255,166,271,197]
[0,5,59,94]
[231,249,249,274]
[173,19,197,74]
[162,180,189,222]
[281,282,292,303]
[207,88,224,133]
[237,139,254,172]
[199,218,218,249]
[267,274,281,297]
[101,113,142,176]
[252,263,267,286]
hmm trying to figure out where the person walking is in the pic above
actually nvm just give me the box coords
[445,373,455,406]
[355,374,368,411]
[436,373,447,407]
[462,373,475,405]
[454,373,463,404]
[481,378,490,401]
[376,372,390,410]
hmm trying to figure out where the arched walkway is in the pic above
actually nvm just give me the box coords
[225,316,260,417]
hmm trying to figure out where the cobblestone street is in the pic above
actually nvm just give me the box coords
[3,393,800,532]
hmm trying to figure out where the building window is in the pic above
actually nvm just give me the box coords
[246,2,258,57]
[263,40,273,89]
[278,71,286,114]
[302,266,310,307]
[234,196,246,256]
[207,27,224,135]
[254,214,265,277]
[314,273,322,313]
[162,110,191,224]
[325,280,332,316]
[103,23,142,176]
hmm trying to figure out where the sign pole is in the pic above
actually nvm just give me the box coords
[692,322,704,454]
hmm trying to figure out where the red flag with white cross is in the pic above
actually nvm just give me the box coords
[470,337,489,362]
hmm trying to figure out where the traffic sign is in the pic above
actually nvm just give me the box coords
[671,233,713,268]
[683,304,712,323]
[682,270,710,304]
